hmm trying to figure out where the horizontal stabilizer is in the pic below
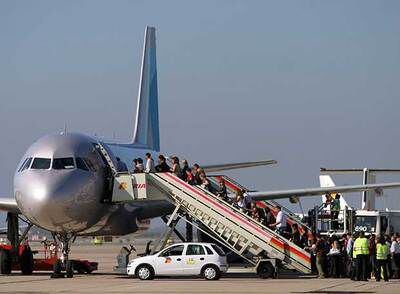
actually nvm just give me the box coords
[203,160,277,173]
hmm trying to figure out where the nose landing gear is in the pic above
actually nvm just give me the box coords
[51,233,75,278]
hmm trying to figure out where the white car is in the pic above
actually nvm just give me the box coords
[127,242,228,280]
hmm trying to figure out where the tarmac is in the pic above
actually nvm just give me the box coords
[1,243,399,293]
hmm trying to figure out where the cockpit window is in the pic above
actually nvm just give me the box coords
[19,157,32,172]
[31,158,51,170]
[52,158,75,170]
[84,158,97,172]
[76,157,89,171]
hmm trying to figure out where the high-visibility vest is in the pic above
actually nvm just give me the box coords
[376,243,389,260]
[354,237,369,256]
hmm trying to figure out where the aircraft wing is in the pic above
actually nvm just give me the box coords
[202,160,277,173]
[0,197,20,214]
[248,182,400,201]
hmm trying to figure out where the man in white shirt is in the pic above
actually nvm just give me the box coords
[390,236,400,278]
[271,206,287,236]
[145,153,155,173]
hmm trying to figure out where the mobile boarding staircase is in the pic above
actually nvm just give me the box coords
[208,175,312,235]
[110,171,311,277]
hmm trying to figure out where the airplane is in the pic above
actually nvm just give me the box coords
[1,26,400,276]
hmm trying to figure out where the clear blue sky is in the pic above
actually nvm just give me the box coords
[1,1,400,225]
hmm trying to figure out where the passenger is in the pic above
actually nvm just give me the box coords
[328,240,341,278]
[369,234,376,279]
[234,190,246,212]
[192,163,201,184]
[135,158,144,173]
[185,169,195,185]
[354,231,369,281]
[330,194,340,230]
[215,179,228,202]
[181,159,190,180]
[300,228,309,249]
[171,156,182,178]
[385,234,393,277]
[390,235,400,278]
[199,173,212,191]
[262,206,276,228]
[270,206,287,236]
[145,153,155,173]
[249,202,259,219]
[116,157,128,172]
[376,235,389,282]
[242,189,252,210]
[132,158,139,173]
[291,224,302,247]
[345,233,354,278]
[315,234,326,278]
[155,155,170,172]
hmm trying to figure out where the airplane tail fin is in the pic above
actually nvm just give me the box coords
[319,175,350,210]
[131,26,160,151]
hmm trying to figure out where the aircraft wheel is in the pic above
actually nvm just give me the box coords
[0,249,12,275]
[66,260,74,278]
[20,246,34,275]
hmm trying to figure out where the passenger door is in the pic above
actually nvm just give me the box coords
[154,244,185,276]
[182,244,208,275]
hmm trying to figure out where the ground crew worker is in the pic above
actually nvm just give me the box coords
[375,236,389,282]
[353,231,369,281]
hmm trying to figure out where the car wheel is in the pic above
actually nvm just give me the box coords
[202,265,220,281]
[0,249,12,275]
[20,246,34,275]
[135,265,154,280]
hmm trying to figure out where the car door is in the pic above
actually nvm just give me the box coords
[182,244,208,275]
[154,244,185,276]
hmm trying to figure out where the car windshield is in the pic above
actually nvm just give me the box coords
[355,216,377,233]
[31,158,51,170]
[159,245,184,257]
[53,157,75,170]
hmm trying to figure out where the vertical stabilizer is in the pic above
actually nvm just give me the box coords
[319,175,350,210]
[132,26,160,151]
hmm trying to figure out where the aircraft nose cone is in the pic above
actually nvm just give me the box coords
[15,170,100,232]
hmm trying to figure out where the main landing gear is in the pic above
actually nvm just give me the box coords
[51,233,75,278]
[0,212,34,276]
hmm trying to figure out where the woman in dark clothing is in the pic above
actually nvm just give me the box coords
[155,155,170,172]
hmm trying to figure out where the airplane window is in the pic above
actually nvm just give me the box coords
[76,157,89,171]
[31,158,51,170]
[52,158,75,170]
[20,157,32,172]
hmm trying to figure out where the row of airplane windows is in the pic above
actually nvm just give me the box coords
[17,156,96,172]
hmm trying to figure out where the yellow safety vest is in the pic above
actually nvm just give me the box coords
[376,243,389,260]
[353,237,369,257]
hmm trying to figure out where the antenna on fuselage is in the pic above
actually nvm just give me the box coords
[60,122,67,135]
